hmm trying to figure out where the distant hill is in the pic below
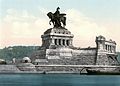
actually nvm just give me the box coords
[0,46,39,61]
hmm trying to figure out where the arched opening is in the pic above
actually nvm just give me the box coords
[25,60,28,63]
[55,39,57,45]
[66,40,69,46]
[59,39,61,45]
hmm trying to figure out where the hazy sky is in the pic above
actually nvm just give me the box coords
[0,0,120,51]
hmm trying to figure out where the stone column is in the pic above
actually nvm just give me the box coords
[108,45,109,51]
[57,39,59,45]
[61,39,63,46]
[51,39,54,45]
[114,46,116,53]
[64,39,66,46]
[68,40,70,46]
[111,46,114,53]
[69,39,72,46]
[66,40,68,46]
[63,39,65,46]
[107,45,109,51]
[65,39,67,46]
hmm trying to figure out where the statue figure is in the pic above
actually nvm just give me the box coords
[54,7,61,27]
[47,7,66,28]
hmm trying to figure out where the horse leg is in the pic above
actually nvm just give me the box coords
[55,19,61,27]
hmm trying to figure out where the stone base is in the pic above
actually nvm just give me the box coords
[46,47,73,59]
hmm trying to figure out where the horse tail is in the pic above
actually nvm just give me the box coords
[62,17,66,26]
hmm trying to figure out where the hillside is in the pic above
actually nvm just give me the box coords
[0,46,39,61]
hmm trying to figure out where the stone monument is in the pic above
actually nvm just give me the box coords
[31,7,74,64]
[31,7,119,66]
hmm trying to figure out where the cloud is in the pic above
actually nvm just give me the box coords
[3,9,50,37]
[0,8,119,51]
[4,9,36,23]
[0,8,50,48]
[39,7,51,15]
[65,9,110,47]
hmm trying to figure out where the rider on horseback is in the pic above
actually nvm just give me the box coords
[47,7,66,28]
[54,7,60,18]
[54,7,61,27]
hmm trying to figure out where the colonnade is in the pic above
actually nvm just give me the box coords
[54,39,72,46]
[105,44,116,53]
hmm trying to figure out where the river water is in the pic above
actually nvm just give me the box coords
[0,74,120,86]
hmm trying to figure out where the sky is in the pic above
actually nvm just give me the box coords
[0,0,120,51]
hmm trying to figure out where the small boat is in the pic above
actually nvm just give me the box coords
[86,69,120,75]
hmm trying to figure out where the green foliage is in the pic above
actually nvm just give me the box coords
[0,46,39,61]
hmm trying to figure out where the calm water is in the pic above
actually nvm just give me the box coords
[0,74,120,86]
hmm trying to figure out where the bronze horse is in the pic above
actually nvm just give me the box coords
[47,12,66,28]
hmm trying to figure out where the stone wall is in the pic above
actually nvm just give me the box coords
[17,63,36,71]
[0,65,20,72]
[71,48,97,65]
[36,66,86,73]
[47,48,97,65]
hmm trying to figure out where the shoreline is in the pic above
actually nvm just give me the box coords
[0,64,119,75]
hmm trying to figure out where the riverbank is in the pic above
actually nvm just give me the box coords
[0,64,119,74]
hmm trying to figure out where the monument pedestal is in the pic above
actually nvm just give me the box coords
[31,27,74,63]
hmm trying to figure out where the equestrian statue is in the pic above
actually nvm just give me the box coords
[47,7,66,28]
